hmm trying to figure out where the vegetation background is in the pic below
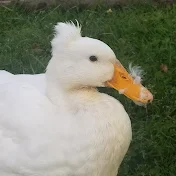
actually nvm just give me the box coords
[0,1,176,175]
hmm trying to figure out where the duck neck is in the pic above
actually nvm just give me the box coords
[46,80,99,107]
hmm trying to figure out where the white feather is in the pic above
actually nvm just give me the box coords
[129,63,144,84]
[52,21,81,45]
[133,100,147,107]
[119,88,127,94]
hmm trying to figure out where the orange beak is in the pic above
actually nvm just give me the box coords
[106,64,153,104]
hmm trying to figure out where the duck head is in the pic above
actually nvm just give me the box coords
[46,22,153,105]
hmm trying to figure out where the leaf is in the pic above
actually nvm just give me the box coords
[106,9,113,13]
[160,64,168,73]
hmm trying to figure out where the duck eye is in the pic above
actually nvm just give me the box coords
[89,55,98,62]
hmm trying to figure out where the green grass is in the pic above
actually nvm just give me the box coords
[0,4,176,176]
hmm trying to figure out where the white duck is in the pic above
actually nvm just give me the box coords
[0,22,153,176]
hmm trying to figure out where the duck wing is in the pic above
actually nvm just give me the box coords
[0,70,46,93]
[0,78,59,174]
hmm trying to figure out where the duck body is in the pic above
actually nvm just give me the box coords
[0,22,153,176]
[0,71,131,176]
